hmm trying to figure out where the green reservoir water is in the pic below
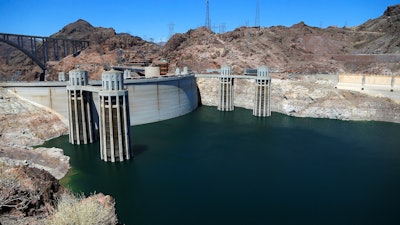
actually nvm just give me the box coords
[43,106,400,225]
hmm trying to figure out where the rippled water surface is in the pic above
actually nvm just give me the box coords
[44,106,400,225]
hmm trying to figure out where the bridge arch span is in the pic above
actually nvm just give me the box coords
[0,38,46,71]
[0,33,89,80]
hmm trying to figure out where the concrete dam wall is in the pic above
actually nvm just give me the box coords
[1,75,199,126]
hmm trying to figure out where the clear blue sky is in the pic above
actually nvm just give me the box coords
[0,0,398,41]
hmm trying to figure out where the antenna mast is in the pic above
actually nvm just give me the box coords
[255,0,260,27]
[205,0,211,30]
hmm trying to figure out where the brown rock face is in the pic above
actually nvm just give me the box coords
[356,5,400,54]
[160,4,400,74]
[51,19,96,40]
[0,164,65,224]
[45,20,161,81]
[0,19,161,81]
[384,5,400,17]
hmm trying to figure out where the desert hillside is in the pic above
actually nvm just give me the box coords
[161,4,400,74]
[0,5,400,81]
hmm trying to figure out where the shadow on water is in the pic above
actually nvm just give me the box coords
[132,144,148,157]
[196,85,202,106]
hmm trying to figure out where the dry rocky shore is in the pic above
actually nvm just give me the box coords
[0,88,69,178]
[197,74,400,123]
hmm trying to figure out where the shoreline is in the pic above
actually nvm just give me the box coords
[0,145,70,180]
[197,75,400,124]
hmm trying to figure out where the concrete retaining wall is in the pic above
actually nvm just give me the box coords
[338,74,362,84]
[336,74,400,103]
[365,76,392,85]
[1,75,198,126]
[339,73,399,86]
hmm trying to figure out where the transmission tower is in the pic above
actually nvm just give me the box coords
[255,0,260,27]
[219,23,226,33]
[169,22,175,39]
[205,0,211,30]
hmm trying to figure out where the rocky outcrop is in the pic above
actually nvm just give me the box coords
[0,163,118,225]
[0,146,69,180]
[196,75,400,123]
[45,20,161,81]
[0,88,69,179]
[272,75,400,122]
[0,19,161,81]
[0,164,65,225]
[356,4,400,54]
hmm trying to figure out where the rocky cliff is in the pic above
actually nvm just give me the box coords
[0,165,65,224]
[197,75,400,123]
[0,88,69,178]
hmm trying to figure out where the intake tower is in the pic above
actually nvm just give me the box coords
[99,70,132,162]
[67,68,96,144]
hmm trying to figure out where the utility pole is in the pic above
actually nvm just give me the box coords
[205,0,211,30]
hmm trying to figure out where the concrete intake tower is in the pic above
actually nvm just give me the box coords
[253,67,271,117]
[99,70,132,162]
[67,68,96,144]
[218,65,234,111]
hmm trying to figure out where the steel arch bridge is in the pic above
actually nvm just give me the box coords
[0,33,89,79]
